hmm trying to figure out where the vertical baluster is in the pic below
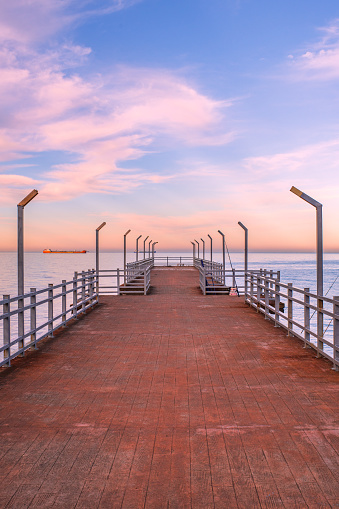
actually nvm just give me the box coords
[73,271,78,319]
[333,296,339,370]
[264,277,269,319]
[317,296,324,355]
[48,284,53,337]
[274,274,280,327]
[287,283,293,336]
[256,273,261,313]
[304,288,310,347]
[30,288,36,348]
[117,268,120,295]
[144,269,147,295]
[3,295,10,366]
[81,271,86,312]
[18,294,24,356]
[62,280,67,325]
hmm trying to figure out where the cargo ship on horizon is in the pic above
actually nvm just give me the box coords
[43,249,87,254]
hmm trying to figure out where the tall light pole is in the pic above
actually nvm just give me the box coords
[148,239,152,258]
[238,222,248,295]
[143,235,149,259]
[191,241,196,260]
[136,235,142,261]
[152,241,158,258]
[18,189,38,296]
[17,189,38,353]
[124,229,131,285]
[290,186,324,345]
[200,238,205,260]
[96,221,106,294]
[217,230,226,284]
[207,234,213,263]
[194,239,200,258]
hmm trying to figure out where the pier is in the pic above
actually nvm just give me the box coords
[1,264,339,508]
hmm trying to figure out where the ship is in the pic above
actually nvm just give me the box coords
[43,249,87,254]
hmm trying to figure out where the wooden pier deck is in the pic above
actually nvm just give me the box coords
[0,267,339,508]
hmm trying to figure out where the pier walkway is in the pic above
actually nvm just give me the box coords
[0,267,339,508]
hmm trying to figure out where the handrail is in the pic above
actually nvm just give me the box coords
[245,270,339,370]
[1,269,98,368]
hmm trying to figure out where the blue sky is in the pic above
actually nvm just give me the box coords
[1,0,339,251]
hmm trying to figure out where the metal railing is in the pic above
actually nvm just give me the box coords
[1,270,98,368]
[245,270,339,370]
[154,256,194,266]
[98,258,153,295]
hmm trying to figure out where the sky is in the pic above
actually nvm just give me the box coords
[1,0,339,252]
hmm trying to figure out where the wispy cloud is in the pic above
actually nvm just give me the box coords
[287,19,339,80]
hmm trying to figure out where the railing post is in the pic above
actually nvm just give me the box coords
[62,280,67,325]
[144,270,147,295]
[30,288,37,347]
[73,272,78,319]
[274,273,280,327]
[203,267,206,296]
[287,283,293,336]
[117,268,120,295]
[333,296,339,370]
[3,295,10,366]
[304,288,310,347]
[18,294,24,355]
[48,284,54,337]
[317,296,324,355]
[264,276,269,320]
[88,270,93,306]
[256,273,261,313]
[81,271,86,312]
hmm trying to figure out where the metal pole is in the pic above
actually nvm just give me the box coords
[194,239,200,258]
[136,235,142,261]
[96,222,106,295]
[143,235,149,259]
[124,229,131,285]
[218,230,226,285]
[191,241,196,261]
[152,241,158,258]
[290,186,323,344]
[238,222,248,295]
[148,239,152,258]
[207,234,212,262]
[18,205,24,296]
[200,238,205,260]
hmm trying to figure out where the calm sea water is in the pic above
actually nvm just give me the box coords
[1,251,339,362]
[1,251,339,297]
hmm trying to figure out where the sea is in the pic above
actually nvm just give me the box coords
[1,251,339,363]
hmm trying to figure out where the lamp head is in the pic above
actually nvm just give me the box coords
[18,189,38,207]
[96,221,106,231]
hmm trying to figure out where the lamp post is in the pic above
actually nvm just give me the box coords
[136,235,142,261]
[207,234,213,263]
[217,230,226,284]
[290,186,324,345]
[194,239,200,258]
[96,221,106,294]
[18,189,39,296]
[191,241,196,260]
[152,241,158,258]
[17,189,38,353]
[200,238,205,260]
[148,239,152,258]
[123,229,131,285]
[238,222,248,295]
[143,235,149,259]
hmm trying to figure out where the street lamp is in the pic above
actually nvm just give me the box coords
[238,222,248,295]
[136,235,142,261]
[191,241,196,260]
[217,230,226,284]
[96,221,106,294]
[152,241,158,258]
[17,189,38,352]
[143,235,149,259]
[290,186,324,344]
[18,189,39,296]
[207,234,213,263]
[194,239,200,258]
[200,238,205,260]
[148,239,152,258]
[123,229,131,285]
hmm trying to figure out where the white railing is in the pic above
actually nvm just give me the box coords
[154,256,194,266]
[245,270,339,370]
[0,270,98,368]
[98,265,152,295]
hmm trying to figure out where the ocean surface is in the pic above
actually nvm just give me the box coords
[1,251,339,297]
[1,251,339,362]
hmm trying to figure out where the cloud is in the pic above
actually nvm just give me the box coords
[287,19,339,80]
